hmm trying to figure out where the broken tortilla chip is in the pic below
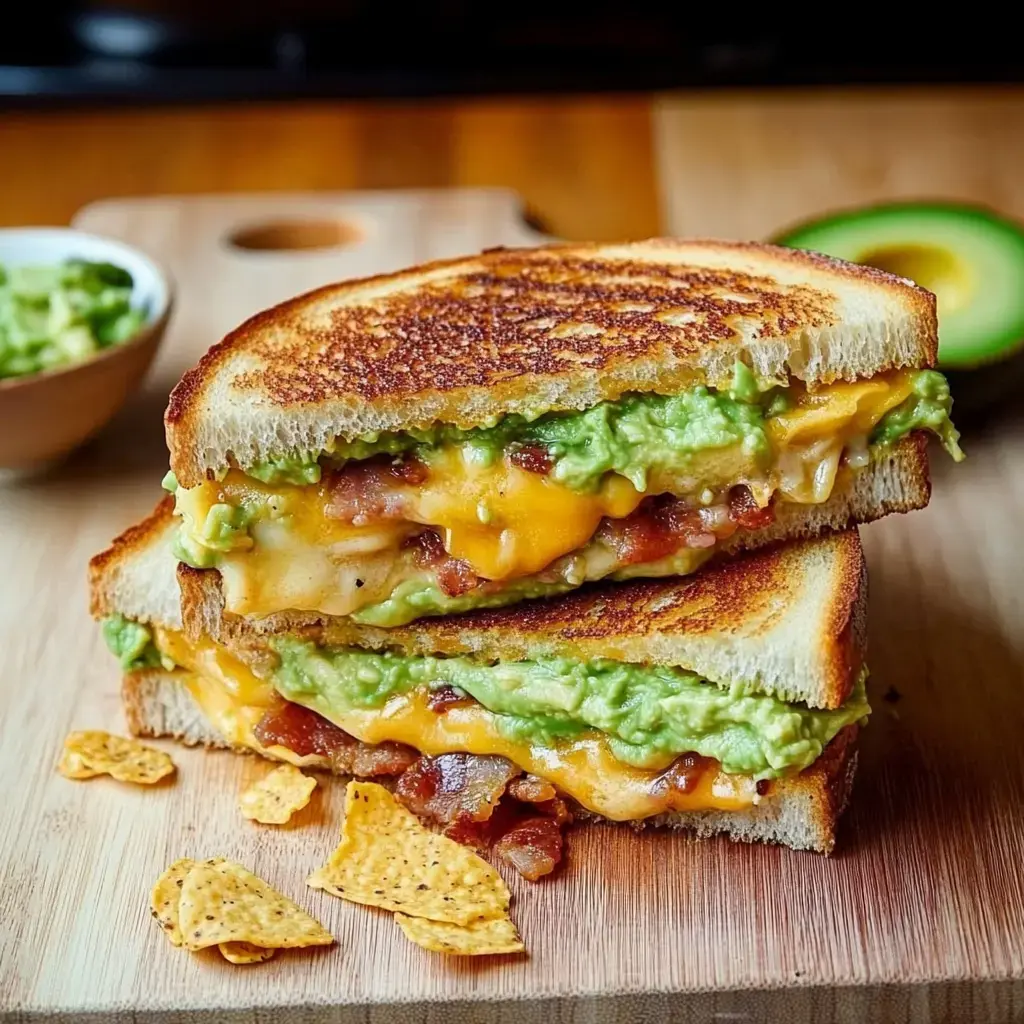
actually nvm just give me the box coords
[239,764,316,825]
[395,913,525,956]
[307,781,510,926]
[218,942,277,964]
[58,731,174,785]
[177,860,333,952]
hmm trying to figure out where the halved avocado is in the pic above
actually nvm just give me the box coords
[773,201,1024,370]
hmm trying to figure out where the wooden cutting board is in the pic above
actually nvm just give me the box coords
[2,188,1022,1024]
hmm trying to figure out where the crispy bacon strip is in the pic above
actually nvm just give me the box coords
[597,486,775,567]
[494,817,564,881]
[254,700,416,776]
[323,456,425,524]
[405,530,480,597]
[395,752,520,829]
[394,753,570,879]
[508,443,555,474]
[506,774,557,804]
[651,752,716,811]
[427,685,476,713]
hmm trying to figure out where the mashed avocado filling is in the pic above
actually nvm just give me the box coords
[269,637,870,779]
[242,365,961,489]
[102,614,176,672]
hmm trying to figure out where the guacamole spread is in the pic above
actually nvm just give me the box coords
[237,365,959,489]
[102,614,174,672]
[270,638,870,778]
[0,259,146,380]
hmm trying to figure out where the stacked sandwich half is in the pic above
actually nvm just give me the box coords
[90,241,961,860]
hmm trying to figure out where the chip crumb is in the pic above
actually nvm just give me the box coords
[58,731,175,785]
[239,764,317,825]
[395,913,525,956]
[307,781,510,926]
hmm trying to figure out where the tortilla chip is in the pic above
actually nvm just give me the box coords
[58,731,174,784]
[177,860,333,952]
[218,942,277,964]
[239,765,316,825]
[150,858,227,947]
[307,781,510,926]
[395,913,525,956]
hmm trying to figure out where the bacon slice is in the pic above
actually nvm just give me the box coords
[394,753,570,879]
[727,485,775,529]
[323,457,421,524]
[427,684,476,713]
[506,774,557,803]
[508,443,555,474]
[254,700,416,776]
[494,817,564,881]
[596,487,776,568]
[395,752,520,831]
[405,530,480,597]
[651,752,716,810]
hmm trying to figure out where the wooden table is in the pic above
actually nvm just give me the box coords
[3,88,1024,1023]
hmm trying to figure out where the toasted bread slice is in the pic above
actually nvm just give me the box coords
[88,495,182,628]
[165,239,937,487]
[122,667,857,854]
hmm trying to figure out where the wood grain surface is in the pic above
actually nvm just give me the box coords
[655,86,1024,238]
[0,96,659,243]
[0,171,1022,1021]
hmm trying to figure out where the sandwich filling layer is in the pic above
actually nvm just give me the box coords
[169,365,960,625]
[104,615,870,821]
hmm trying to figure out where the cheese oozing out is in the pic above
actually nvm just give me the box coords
[154,627,762,821]
[175,371,917,618]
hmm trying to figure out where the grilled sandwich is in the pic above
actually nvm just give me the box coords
[91,499,870,854]
[163,241,959,634]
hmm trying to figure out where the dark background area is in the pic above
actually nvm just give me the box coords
[5,3,1024,106]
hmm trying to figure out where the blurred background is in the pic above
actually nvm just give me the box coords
[7,1,1024,421]
[5,4,1024,239]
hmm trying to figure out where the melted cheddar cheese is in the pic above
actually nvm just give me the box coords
[156,628,761,821]
[177,370,918,617]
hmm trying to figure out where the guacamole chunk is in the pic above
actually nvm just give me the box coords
[0,259,146,380]
[873,369,964,461]
[270,638,870,778]
[102,614,174,672]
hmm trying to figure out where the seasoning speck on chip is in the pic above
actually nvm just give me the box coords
[239,764,317,825]
[218,942,277,964]
[307,781,511,926]
[58,730,175,785]
[177,859,333,952]
[395,913,525,956]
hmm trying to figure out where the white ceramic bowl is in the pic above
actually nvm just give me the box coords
[0,228,173,472]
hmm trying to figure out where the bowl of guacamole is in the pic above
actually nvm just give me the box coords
[0,228,172,472]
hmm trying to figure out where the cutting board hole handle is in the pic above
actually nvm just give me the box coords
[227,219,364,252]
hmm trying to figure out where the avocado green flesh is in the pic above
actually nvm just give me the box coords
[270,637,870,779]
[0,260,146,380]
[102,614,175,672]
[776,202,1024,369]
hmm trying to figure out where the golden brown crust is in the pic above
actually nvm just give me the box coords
[165,239,937,486]
[88,495,175,619]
